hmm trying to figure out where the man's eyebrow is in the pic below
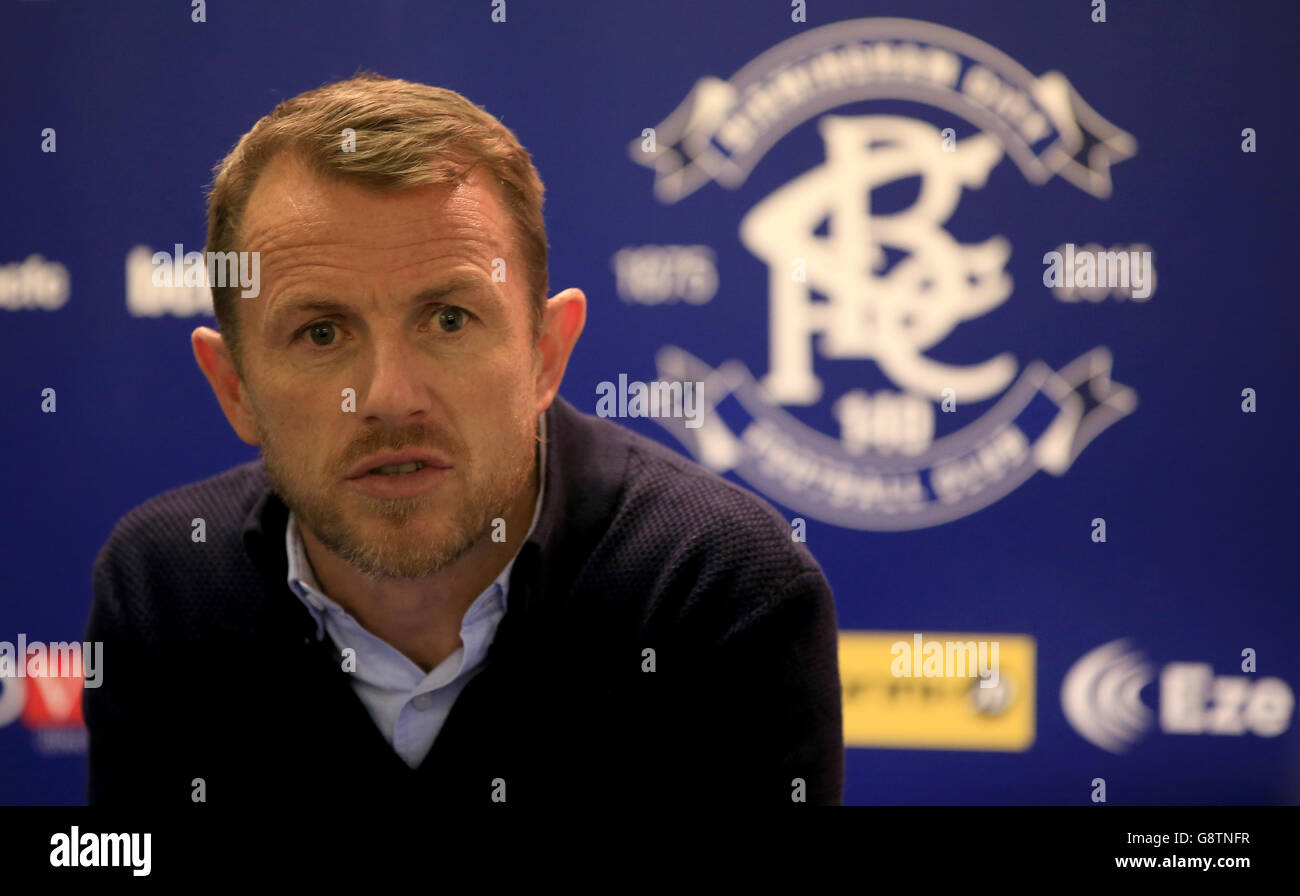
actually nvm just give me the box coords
[411,274,495,305]
[267,275,495,326]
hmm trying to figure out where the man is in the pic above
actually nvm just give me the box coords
[85,73,843,805]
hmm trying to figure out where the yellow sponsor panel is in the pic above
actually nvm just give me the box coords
[840,630,1035,751]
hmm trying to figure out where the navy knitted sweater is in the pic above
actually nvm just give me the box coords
[84,396,843,805]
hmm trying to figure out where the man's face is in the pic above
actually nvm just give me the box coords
[233,154,541,579]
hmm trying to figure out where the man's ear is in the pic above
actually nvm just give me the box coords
[191,327,261,446]
[534,288,587,414]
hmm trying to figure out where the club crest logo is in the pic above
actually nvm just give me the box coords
[629,17,1142,529]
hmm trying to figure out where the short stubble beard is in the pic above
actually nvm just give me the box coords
[254,406,538,581]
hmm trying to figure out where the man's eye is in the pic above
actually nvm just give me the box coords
[436,306,469,333]
[305,321,337,346]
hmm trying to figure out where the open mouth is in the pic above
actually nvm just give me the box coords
[368,461,427,476]
[346,460,449,499]
[345,451,451,498]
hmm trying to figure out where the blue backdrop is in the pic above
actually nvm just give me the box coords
[2,0,1297,805]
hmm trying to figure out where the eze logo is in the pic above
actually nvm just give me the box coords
[1061,639,1295,753]
[49,827,151,877]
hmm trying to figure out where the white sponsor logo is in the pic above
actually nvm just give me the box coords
[126,244,212,316]
[1062,639,1295,753]
[0,254,69,311]
[125,242,261,316]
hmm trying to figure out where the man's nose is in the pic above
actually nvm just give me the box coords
[358,331,430,423]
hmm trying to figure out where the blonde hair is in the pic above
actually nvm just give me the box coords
[205,72,548,366]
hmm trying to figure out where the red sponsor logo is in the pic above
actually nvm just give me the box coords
[20,675,84,728]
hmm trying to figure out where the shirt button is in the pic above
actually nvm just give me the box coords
[306,595,323,611]
[411,693,435,711]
